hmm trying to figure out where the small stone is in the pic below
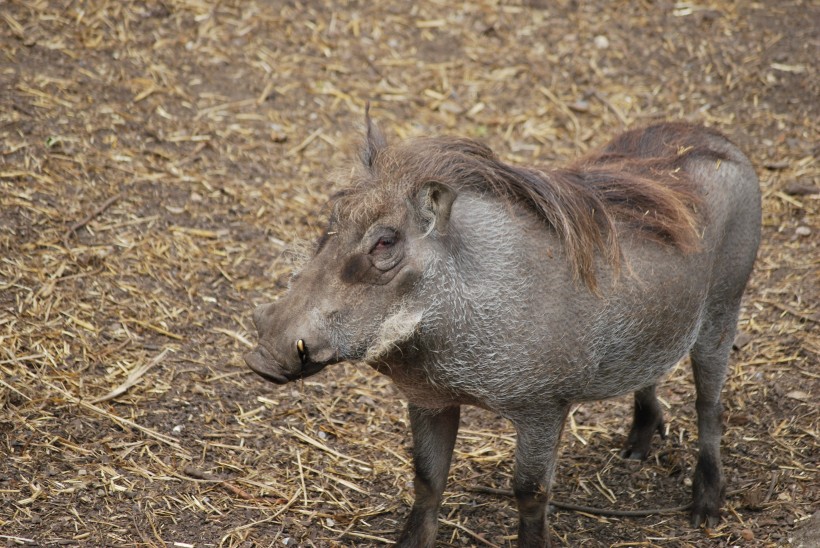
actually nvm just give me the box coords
[740,528,754,541]
[594,35,610,49]
[742,487,763,510]
[783,181,819,196]
[733,331,753,350]
[438,101,465,115]
[270,124,287,143]
[795,226,811,237]
[785,390,810,402]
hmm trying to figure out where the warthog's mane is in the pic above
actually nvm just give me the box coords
[334,121,727,291]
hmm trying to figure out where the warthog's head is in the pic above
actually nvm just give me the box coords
[244,116,457,384]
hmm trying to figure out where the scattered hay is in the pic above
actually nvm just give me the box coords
[1,0,816,545]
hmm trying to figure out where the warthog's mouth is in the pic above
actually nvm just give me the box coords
[244,347,330,385]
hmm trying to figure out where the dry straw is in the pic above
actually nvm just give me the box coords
[0,0,816,545]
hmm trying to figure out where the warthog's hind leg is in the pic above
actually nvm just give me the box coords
[621,383,666,460]
[689,305,740,528]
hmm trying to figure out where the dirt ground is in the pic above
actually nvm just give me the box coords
[1,0,817,546]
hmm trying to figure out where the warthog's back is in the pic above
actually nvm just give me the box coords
[390,123,761,410]
[572,126,761,401]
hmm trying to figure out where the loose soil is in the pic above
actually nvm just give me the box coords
[1,1,817,546]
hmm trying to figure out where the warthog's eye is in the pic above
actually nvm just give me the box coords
[342,230,403,283]
[371,235,396,253]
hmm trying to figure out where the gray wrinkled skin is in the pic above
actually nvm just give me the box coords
[245,122,761,547]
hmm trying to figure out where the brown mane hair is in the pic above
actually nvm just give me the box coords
[341,122,726,291]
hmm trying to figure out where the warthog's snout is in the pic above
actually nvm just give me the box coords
[243,345,289,384]
[245,302,335,384]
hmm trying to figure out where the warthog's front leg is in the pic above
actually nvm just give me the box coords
[396,404,460,547]
[512,407,569,548]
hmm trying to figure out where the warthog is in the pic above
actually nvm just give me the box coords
[245,116,761,546]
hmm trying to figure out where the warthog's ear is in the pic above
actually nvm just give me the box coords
[417,181,456,235]
[360,103,386,169]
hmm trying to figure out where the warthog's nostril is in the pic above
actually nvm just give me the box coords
[296,339,308,364]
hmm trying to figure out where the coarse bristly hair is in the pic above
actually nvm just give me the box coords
[333,115,726,292]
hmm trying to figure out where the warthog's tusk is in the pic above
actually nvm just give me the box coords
[296,339,307,363]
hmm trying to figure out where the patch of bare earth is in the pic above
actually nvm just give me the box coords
[1,1,816,546]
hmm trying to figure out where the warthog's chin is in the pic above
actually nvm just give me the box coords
[244,349,330,384]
